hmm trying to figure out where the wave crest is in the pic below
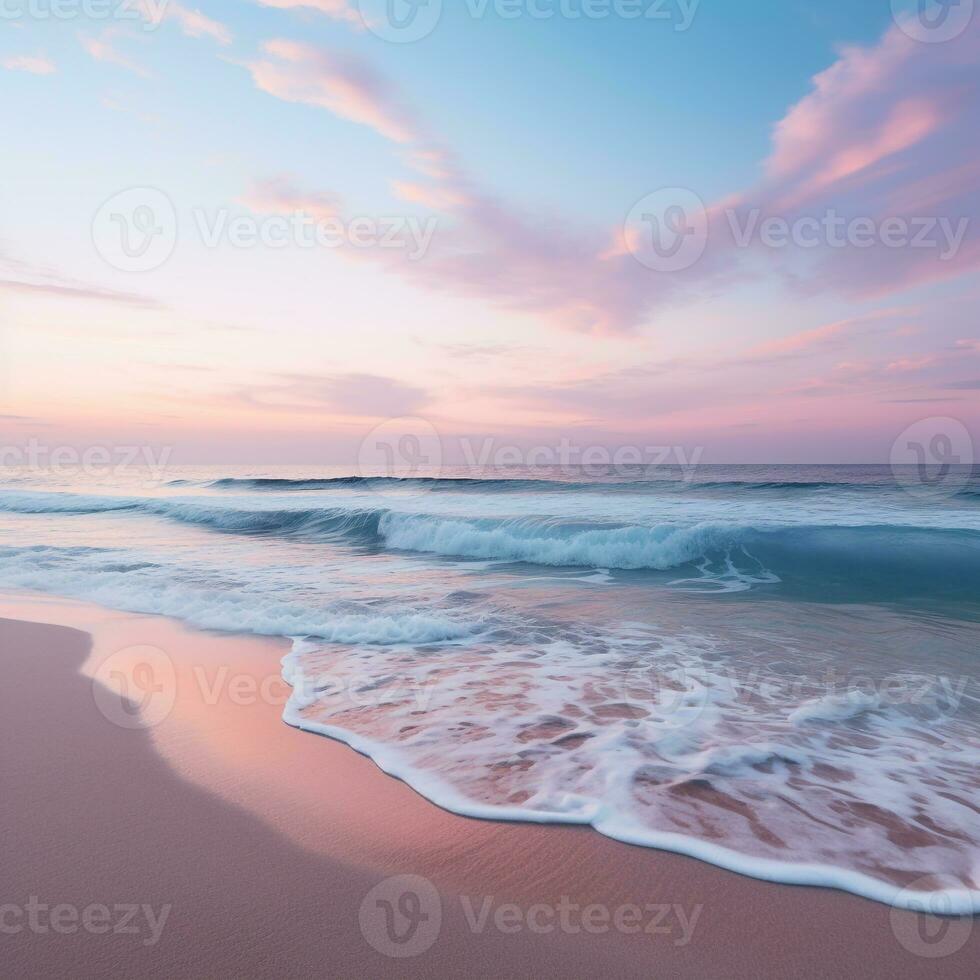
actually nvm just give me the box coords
[378,512,735,569]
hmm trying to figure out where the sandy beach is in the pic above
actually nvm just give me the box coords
[0,594,973,978]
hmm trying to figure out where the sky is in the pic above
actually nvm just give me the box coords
[0,0,978,464]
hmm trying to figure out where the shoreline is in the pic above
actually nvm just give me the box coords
[283,640,980,915]
[1,593,976,977]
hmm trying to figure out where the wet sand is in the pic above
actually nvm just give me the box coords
[1,595,975,978]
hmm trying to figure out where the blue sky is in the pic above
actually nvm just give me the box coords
[2,1,896,221]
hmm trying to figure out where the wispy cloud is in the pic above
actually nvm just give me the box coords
[137,1,232,44]
[2,55,56,75]
[239,176,340,222]
[101,95,161,127]
[483,363,706,421]
[392,181,468,211]
[718,21,980,298]
[80,6,230,76]
[238,41,704,334]
[243,41,418,143]
[437,343,537,361]
[0,278,162,308]
[747,309,913,359]
[79,29,150,78]
[880,397,963,403]
[782,340,979,398]
[237,373,431,418]
[253,0,361,27]
[0,256,163,309]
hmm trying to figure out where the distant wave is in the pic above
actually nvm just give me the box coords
[148,500,385,544]
[207,476,558,492]
[199,475,868,493]
[181,473,980,497]
[0,492,140,514]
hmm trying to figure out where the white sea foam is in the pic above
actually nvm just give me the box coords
[789,690,880,725]
[281,631,980,914]
[0,546,483,645]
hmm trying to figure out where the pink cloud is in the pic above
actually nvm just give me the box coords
[244,41,418,143]
[752,319,861,358]
[407,149,455,180]
[2,55,56,75]
[238,40,710,334]
[253,0,361,26]
[718,21,980,298]
[240,175,432,257]
[237,373,429,418]
[165,3,232,44]
[81,7,230,77]
[78,30,150,78]
[392,181,469,211]
[240,176,340,222]
[782,340,979,398]
[787,97,941,206]
[887,159,980,214]
[135,1,232,44]
[748,309,912,358]
[885,355,938,373]
[0,255,163,309]
[766,28,922,182]
[399,198,693,335]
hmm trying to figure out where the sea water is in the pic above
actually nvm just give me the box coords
[1,463,977,912]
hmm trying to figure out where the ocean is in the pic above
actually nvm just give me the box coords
[1,463,978,913]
